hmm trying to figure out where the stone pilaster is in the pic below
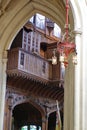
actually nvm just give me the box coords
[0,51,8,130]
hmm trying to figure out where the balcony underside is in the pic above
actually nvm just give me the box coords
[7,69,64,103]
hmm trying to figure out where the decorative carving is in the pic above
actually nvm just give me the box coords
[0,0,12,17]
[6,88,58,114]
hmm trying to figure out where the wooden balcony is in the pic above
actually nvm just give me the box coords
[7,48,64,101]
[7,48,53,84]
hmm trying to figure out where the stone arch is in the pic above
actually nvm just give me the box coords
[0,0,82,54]
[70,0,82,30]
[0,0,66,53]
[0,0,82,53]
[0,1,83,130]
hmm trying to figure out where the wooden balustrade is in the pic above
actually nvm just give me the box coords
[7,48,52,80]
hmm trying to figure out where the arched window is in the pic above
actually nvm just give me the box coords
[29,13,62,37]
[53,23,61,38]
[29,14,45,30]
[36,14,45,29]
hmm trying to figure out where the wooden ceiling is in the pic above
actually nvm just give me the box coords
[7,73,64,102]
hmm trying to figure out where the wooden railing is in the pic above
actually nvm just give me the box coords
[7,48,52,80]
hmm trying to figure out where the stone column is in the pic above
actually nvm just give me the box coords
[64,30,82,130]
[64,53,75,130]
[0,51,8,130]
[74,30,82,130]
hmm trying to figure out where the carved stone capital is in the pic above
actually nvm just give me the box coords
[73,29,82,35]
